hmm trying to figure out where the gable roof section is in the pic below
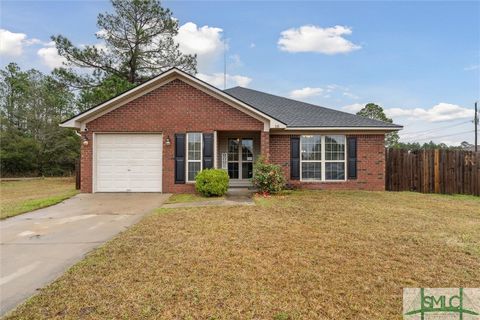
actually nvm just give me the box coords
[224,87,402,130]
[61,68,402,132]
[60,68,286,131]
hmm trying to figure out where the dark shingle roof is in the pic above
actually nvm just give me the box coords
[224,86,402,129]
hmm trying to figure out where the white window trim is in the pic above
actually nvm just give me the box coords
[186,132,203,182]
[300,135,323,182]
[300,135,347,182]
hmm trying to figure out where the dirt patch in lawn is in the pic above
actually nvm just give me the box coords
[0,177,78,219]
[6,191,479,319]
[164,193,225,204]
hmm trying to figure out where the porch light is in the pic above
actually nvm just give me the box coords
[82,135,89,146]
[165,136,171,146]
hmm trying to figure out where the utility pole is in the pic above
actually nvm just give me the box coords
[223,37,227,90]
[475,101,478,152]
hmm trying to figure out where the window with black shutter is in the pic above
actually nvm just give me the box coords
[347,137,357,180]
[174,133,186,184]
[290,136,300,180]
[203,133,214,170]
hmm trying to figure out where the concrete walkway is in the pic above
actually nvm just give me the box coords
[0,193,169,316]
[162,188,255,208]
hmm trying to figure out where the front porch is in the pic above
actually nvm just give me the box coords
[215,131,266,188]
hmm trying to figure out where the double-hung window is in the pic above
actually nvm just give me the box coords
[186,132,202,182]
[324,135,346,180]
[300,135,322,180]
[300,135,346,181]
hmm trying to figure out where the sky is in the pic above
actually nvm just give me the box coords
[1,0,479,145]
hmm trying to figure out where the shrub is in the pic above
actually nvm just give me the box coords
[195,169,229,197]
[252,156,286,194]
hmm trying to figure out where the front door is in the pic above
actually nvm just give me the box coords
[227,138,253,180]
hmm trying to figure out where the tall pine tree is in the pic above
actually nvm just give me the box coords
[52,0,196,86]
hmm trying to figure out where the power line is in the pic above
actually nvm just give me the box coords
[401,130,474,142]
[223,36,227,90]
[400,120,471,137]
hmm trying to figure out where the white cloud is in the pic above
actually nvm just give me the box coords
[37,41,66,69]
[278,25,361,54]
[385,103,474,122]
[175,22,224,69]
[78,42,108,53]
[24,38,43,46]
[290,84,357,102]
[464,64,479,71]
[197,72,252,88]
[229,54,243,68]
[437,139,463,146]
[342,91,359,99]
[342,103,365,113]
[342,102,473,122]
[0,29,27,56]
[95,29,108,38]
[289,87,324,99]
[0,29,46,57]
[93,42,108,52]
[250,43,255,48]
[174,22,253,87]
[38,40,105,70]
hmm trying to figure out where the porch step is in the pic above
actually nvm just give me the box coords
[226,187,255,199]
[228,180,253,188]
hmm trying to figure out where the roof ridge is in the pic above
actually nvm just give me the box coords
[225,87,400,127]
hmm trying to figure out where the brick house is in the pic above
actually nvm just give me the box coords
[61,68,402,193]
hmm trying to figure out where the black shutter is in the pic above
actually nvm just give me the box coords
[347,137,357,180]
[174,133,186,184]
[203,133,214,169]
[290,136,300,180]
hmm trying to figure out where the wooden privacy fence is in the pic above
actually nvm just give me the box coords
[385,149,480,196]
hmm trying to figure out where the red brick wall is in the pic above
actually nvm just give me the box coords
[81,79,264,193]
[260,131,270,160]
[270,134,386,191]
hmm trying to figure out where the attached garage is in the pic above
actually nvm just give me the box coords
[94,133,163,192]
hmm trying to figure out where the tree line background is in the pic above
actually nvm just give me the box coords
[0,0,475,177]
[0,0,196,177]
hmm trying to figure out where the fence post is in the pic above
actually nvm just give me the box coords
[434,149,440,193]
[424,150,428,193]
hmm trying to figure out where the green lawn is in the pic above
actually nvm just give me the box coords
[5,191,479,319]
[164,193,225,204]
[0,177,78,219]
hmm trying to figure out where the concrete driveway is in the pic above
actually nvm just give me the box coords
[0,193,169,316]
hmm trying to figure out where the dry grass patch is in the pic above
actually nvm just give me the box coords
[6,191,479,319]
[165,193,224,204]
[0,177,77,219]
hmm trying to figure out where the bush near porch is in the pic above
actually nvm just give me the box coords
[252,156,286,194]
[195,169,229,197]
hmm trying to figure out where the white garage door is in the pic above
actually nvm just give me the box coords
[95,133,162,192]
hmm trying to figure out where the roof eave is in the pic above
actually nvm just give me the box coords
[281,126,403,131]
